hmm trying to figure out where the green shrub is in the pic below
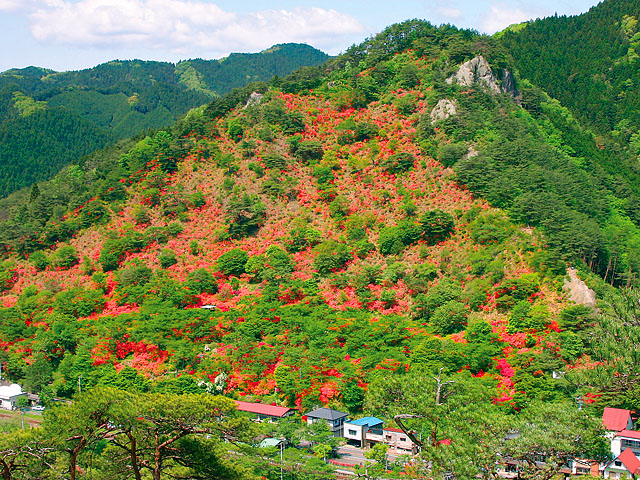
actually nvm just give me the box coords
[263,152,288,170]
[118,264,153,287]
[294,140,324,163]
[191,191,206,208]
[158,249,177,268]
[133,206,151,225]
[439,142,468,168]
[29,251,50,271]
[217,249,249,276]
[313,241,352,275]
[381,152,415,174]
[186,268,218,294]
[54,245,79,270]
[286,226,321,252]
[378,226,405,256]
[419,210,455,245]
[431,300,468,335]
[225,194,266,239]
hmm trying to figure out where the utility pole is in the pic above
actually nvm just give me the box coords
[280,441,284,480]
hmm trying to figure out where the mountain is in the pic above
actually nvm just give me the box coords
[0,43,329,198]
[0,16,634,480]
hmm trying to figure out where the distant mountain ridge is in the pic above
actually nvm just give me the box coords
[0,43,329,198]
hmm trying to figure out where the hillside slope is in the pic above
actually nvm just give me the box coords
[0,22,607,418]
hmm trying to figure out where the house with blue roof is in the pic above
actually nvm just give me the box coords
[344,416,384,448]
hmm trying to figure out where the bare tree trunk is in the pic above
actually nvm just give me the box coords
[604,256,612,284]
[69,444,83,480]
[126,432,142,480]
[1,460,11,480]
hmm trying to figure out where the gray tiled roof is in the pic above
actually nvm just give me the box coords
[305,407,348,420]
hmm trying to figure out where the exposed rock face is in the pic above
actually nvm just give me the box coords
[465,145,479,159]
[430,99,458,123]
[244,92,264,108]
[563,267,597,307]
[501,68,519,97]
[447,56,518,97]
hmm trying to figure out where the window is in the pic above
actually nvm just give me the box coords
[348,429,357,436]
[614,461,622,467]
[621,439,640,450]
[386,435,392,441]
[400,437,407,442]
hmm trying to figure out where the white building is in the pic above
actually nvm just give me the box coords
[0,384,26,410]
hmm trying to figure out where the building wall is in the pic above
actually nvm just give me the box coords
[344,423,364,446]
[383,430,418,455]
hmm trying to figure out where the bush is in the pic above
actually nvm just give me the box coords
[225,194,266,239]
[54,245,79,270]
[29,251,50,271]
[431,300,468,335]
[118,264,153,287]
[419,210,455,245]
[294,140,324,163]
[381,152,415,174]
[217,249,249,276]
[378,226,405,255]
[133,207,151,225]
[313,241,352,275]
[439,142,468,168]
[286,226,321,252]
[186,268,218,294]
[158,249,177,269]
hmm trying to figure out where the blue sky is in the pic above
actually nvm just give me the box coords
[0,0,602,73]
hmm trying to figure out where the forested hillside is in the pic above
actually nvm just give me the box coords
[0,44,328,198]
[0,13,637,480]
[500,0,640,140]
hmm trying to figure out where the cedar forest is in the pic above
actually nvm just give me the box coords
[0,1,639,479]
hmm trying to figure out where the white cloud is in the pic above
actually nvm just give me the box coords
[0,0,40,12]
[479,4,540,34]
[24,0,364,55]
[436,6,462,19]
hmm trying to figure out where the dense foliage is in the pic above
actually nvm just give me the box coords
[0,13,636,479]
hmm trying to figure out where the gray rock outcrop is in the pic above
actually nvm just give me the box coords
[446,56,518,97]
[563,267,597,307]
[430,99,458,123]
[244,92,264,109]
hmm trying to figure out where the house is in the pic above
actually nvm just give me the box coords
[383,428,419,455]
[235,401,295,422]
[567,458,600,477]
[611,430,640,458]
[0,384,26,410]
[344,417,384,448]
[603,448,640,479]
[603,407,634,433]
[304,407,348,437]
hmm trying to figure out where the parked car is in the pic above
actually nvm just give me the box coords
[32,405,45,411]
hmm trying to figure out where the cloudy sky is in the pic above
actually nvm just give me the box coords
[0,0,602,72]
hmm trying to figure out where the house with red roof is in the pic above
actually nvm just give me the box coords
[603,407,634,433]
[603,448,640,479]
[234,400,295,422]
